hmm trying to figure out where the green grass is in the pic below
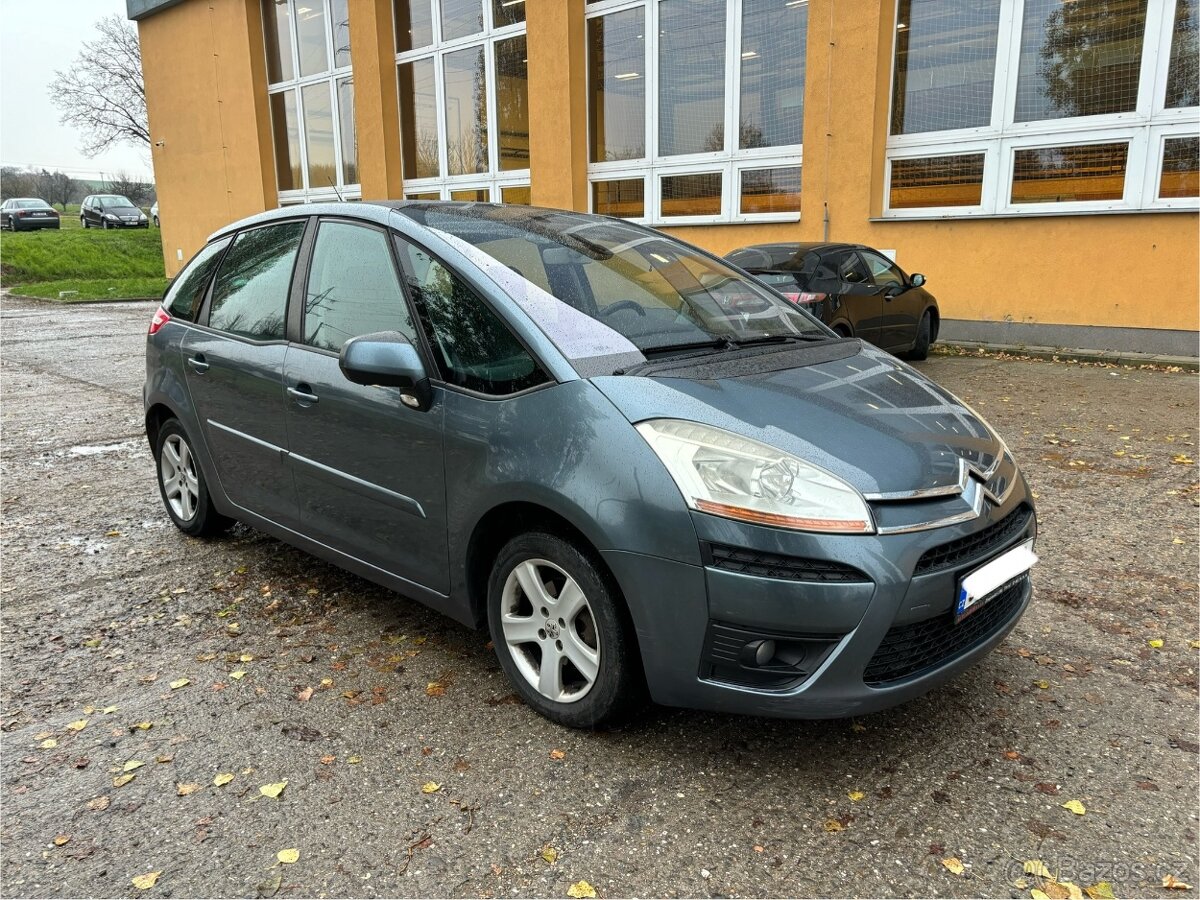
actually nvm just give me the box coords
[1,216,166,301]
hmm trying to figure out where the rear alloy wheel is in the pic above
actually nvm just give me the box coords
[906,311,932,361]
[154,419,231,537]
[488,533,644,728]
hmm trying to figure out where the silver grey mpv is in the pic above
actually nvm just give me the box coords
[144,202,1038,728]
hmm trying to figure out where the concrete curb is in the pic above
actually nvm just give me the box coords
[933,341,1199,372]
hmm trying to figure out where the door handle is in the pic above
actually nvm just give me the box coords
[187,354,209,374]
[288,385,319,405]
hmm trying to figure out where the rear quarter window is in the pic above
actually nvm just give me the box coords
[162,238,230,323]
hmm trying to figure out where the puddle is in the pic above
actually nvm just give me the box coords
[65,439,145,458]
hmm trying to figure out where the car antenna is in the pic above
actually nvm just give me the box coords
[328,177,344,203]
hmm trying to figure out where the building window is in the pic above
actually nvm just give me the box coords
[395,0,529,202]
[264,0,359,203]
[585,0,808,224]
[885,0,1200,217]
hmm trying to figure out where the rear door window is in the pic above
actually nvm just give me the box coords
[831,251,869,286]
[302,221,418,352]
[163,238,230,322]
[207,221,306,341]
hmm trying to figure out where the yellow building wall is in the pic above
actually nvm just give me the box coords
[138,0,276,276]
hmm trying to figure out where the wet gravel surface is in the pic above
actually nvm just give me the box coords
[1,296,1197,899]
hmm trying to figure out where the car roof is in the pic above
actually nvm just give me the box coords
[725,242,868,270]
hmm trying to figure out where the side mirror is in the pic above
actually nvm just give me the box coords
[910,273,926,288]
[339,330,431,411]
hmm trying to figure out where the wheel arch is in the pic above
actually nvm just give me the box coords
[927,304,940,342]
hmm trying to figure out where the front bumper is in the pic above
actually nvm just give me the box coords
[604,477,1036,719]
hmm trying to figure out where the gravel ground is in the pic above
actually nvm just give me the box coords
[1,296,1197,899]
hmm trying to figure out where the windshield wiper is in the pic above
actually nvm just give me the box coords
[733,333,828,346]
[639,338,737,357]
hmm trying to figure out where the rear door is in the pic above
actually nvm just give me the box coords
[281,219,449,593]
[181,219,308,527]
[861,250,921,351]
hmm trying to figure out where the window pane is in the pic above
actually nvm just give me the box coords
[891,0,1001,134]
[330,0,351,68]
[739,167,800,214]
[889,153,985,208]
[740,0,807,149]
[302,83,337,190]
[395,0,434,51]
[1160,136,1200,198]
[399,58,440,179]
[397,243,547,394]
[661,172,721,216]
[451,188,490,201]
[1013,0,1147,122]
[209,222,306,341]
[338,78,358,184]
[593,178,644,217]
[444,46,489,175]
[270,90,302,191]
[304,222,416,353]
[659,0,726,156]
[164,238,230,323]
[492,0,526,28]
[587,9,646,162]
[264,0,295,83]
[501,185,531,204]
[496,35,529,171]
[1166,0,1199,108]
[862,251,904,288]
[441,0,483,40]
[296,0,331,77]
[1011,143,1128,203]
[406,191,441,199]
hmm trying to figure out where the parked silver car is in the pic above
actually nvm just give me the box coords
[145,202,1037,728]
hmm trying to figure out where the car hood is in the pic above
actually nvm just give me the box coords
[105,206,141,215]
[590,340,1004,496]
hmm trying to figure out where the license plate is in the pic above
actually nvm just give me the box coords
[33,212,47,217]
[955,539,1037,623]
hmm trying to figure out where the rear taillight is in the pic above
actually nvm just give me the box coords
[15,211,26,217]
[783,291,828,305]
[148,307,171,335]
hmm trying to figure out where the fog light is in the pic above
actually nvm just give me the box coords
[740,639,776,667]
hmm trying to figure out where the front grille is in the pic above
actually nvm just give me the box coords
[913,505,1032,576]
[704,543,870,583]
[863,575,1028,685]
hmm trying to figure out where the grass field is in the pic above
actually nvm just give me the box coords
[0,204,169,301]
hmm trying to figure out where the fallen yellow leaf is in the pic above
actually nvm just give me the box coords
[1190,640,1200,650]
[213,773,234,787]
[102,705,118,714]
[1170,454,1194,465]
[320,678,333,687]
[113,774,136,788]
[277,848,300,864]
[240,653,254,662]
[169,678,190,690]
[53,834,71,846]
[131,871,161,890]
[942,857,965,876]
[1035,679,1050,690]
[124,760,144,772]
[848,790,865,802]
[66,719,88,731]
[1148,639,1164,649]
[176,783,201,796]
[567,880,597,899]
[1163,874,1193,890]
[541,845,559,864]
[421,781,441,794]
[1032,891,1051,900]
[1024,860,1052,878]
[1061,799,1086,815]
[549,749,566,761]
[39,739,57,749]
[132,722,153,730]
[230,671,246,680]
[347,755,362,764]
[822,819,843,832]
[426,681,446,697]
[1085,883,1116,899]
[259,781,288,799]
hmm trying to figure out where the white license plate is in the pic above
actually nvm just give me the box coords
[955,539,1037,623]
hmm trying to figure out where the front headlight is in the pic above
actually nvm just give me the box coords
[636,419,874,533]
[105,213,118,220]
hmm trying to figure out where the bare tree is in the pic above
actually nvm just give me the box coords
[49,15,149,157]
[104,170,153,207]
[41,171,77,211]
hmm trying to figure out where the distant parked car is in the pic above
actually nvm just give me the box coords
[80,194,149,229]
[726,242,939,360]
[150,199,159,227]
[1,198,60,231]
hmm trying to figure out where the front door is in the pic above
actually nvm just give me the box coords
[181,219,307,527]
[827,250,884,345]
[861,250,922,351]
[282,219,449,594]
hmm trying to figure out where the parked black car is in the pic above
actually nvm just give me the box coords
[80,194,149,229]
[726,242,939,360]
[1,198,60,231]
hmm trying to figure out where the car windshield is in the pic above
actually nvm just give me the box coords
[97,195,135,207]
[395,205,828,372]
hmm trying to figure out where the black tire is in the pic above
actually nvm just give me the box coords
[487,532,645,729]
[81,217,88,228]
[153,216,159,227]
[905,310,932,361]
[102,220,111,230]
[154,418,232,537]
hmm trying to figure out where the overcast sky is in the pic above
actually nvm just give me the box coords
[1,0,153,181]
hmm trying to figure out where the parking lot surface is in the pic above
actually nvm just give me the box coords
[1,296,1197,898]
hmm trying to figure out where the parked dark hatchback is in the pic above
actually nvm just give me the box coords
[144,202,1036,728]
[726,242,940,359]
[81,194,148,229]
[1,198,60,231]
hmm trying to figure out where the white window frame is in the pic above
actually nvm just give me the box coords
[266,0,361,204]
[585,0,805,225]
[394,0,529,201]
[883,0,1200,219]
